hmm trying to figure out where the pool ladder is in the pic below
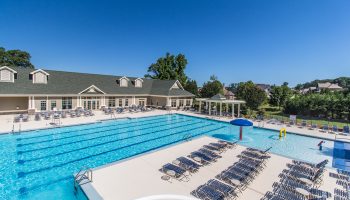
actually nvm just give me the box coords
[183,133,192,142]
[74,167,93,195]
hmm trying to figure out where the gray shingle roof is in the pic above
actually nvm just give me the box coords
[0,67,194,97]
[210,94,226,100]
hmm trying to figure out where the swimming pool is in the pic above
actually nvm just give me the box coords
[0,114,340,199]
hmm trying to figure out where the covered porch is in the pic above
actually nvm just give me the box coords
[196,94,245,118]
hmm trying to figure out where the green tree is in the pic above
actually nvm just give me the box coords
[0,47,34,68]
[235,81,267,110]
[184,79,198,96]
[145,52,188,86]
[269,84,291,108]
[200,75,223,98]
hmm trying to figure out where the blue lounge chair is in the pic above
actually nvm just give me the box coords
[190,151,216,162]
[207,179,237,197]
[331,125,338,134]
[160,163,188,180]
[198,148,222,159]
[177,157,201,169]
[320,124,329,132]
[191,184,225,200]
[343,126,350,135]
[203,145,224,153]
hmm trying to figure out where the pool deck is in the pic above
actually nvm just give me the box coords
[1,110,349,143]
[82,136,339,200]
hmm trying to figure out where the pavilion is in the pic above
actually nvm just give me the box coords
[196,94,245,117]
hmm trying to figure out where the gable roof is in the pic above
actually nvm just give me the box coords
[0,67,194,97]
[210,94,226,100]
[0,66,17,73]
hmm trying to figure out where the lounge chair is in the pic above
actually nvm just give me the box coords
[320,124,329,133]
[203,145,224,153]
[61,111,67,118]
[14,116,21,123]
[70,112,76,118]
[160,163,189,181]
[191,184,225,200]
[299,120,307,128]
[188,152,213,165]
[173,157,201,173]
[309,123,318,130]
[341,126,349,135]
[218,140,237,149]
[53,113,60,119]
[206,179,238,198]
[198,148,222,159]
[330,125,338,134]
[44,113,50,120]
[34,113,41,121]
[292,159,328,170]
[22,114,29,122]
[209,142,227,150]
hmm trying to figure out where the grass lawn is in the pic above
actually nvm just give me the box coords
[259,105,350,128]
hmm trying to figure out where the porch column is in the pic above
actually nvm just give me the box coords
[209,101,211,115]
[238,103,240,118]
[220,102,222,116]
[226,103,228,112]
[132,96,136,105]
[232,103,234,118]
[176,99,179,108]
[28,96,32,109]
[198,100,201,113]
[46,96,49,111]
[166,97,171,107]
[32,96,36,109]
[190,99,193,106]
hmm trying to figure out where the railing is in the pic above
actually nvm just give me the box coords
[74,167,93,195]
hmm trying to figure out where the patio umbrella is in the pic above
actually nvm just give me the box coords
[230,118,253,140]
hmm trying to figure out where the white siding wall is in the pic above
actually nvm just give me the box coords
[0,69,13,82]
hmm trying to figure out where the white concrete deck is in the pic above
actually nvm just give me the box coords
[0,110,171,134]
[84,136,338,200]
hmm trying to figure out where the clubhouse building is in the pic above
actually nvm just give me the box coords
[0,66,195,114]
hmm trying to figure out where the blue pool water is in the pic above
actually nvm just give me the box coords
[0,114,341,199]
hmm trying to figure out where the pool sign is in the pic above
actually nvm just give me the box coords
[290,115,296,122]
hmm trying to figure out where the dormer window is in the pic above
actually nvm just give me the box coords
[30,69,49,84]
[119,76,129,87]
[0,66,17,82]
[134,78,143,88]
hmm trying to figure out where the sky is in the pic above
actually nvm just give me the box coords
[0,0,349,87]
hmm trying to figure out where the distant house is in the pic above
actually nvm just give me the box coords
[223,87,235,100]
[299,87,317,94]
[256,84,271,97]
[317,82,343,92]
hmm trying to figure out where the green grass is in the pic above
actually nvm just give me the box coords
[259,105,350,128]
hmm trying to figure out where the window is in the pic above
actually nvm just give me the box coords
[125,99,129,106]
[186,99,191,106]
[171,99,177,108]
[119,99,123,107]
[135,79,142,87]
[40,100,47,111]
[62,97,72,109]
[108,97,115,107]
[179,100,184,107]
[51,100,57,110]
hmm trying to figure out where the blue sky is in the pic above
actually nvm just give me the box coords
[0,0,349,86]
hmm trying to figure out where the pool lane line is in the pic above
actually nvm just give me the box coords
[17,120,202,163]
[17,123,219,177]
[17,125,226,195]
[16,115,177,142]
[17,116,185,147]
[16,118,197,155]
